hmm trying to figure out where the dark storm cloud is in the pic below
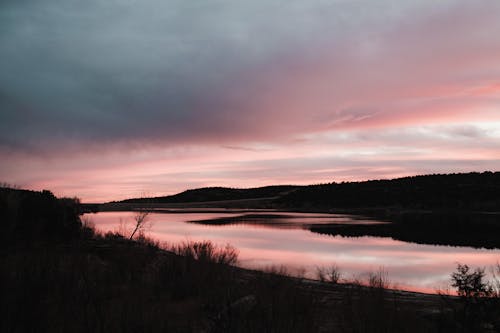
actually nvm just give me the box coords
[1,0,500,156]
[0,0,342,152]
[0,0,448,153]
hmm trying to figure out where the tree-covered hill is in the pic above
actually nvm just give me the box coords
[118,185,300,204]
[275,172,500,212]
[115,172,500,213]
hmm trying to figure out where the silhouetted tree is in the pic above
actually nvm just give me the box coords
[451,264,492,298]
[129,209,150,240]
[451,263,494,332]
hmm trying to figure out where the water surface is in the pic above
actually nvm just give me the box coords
[84,210,500,293]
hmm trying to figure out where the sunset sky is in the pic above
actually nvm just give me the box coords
[1,0,500,202]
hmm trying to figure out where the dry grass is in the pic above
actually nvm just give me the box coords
[169,240,239,265]
[316,264,342,284]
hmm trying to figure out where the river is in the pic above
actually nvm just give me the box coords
[83,210,500,293]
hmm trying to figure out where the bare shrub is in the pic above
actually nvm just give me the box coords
[171,240,238,265]
[135,233,160,248]
[368,267,389,289]
[316,264,342,284]
[104,231,124,240]
[129,209,151,240]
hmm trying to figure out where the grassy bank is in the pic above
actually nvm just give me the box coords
[0,234,446,332]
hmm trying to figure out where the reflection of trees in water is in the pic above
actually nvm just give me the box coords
[311,213,500,249]
[187,213,383,231]
[189,211,500,249]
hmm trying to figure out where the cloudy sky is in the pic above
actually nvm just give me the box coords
[1,0,499,202]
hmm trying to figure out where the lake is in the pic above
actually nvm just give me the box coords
[84,210,500,293]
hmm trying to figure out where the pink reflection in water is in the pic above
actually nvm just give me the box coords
[85,211,500,294]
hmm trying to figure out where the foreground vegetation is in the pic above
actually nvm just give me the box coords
[2,186,500,332]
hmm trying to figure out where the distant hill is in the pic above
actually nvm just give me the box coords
[118,185,300,204]
[276,171,500,212]
[113,172,500,213]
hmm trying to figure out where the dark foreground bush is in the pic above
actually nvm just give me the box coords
[0,187,81,244]
[1,238,321,332]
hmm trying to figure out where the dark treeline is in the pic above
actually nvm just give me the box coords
[274,172,500,248]
[276,172,500,212]
[116,172,500,212]
[186,212,500,249]
[310,212,500,249]
[119,185,299,204]
[0,187,81,245]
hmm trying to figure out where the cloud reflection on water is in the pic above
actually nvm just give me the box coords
[86,211,500,293]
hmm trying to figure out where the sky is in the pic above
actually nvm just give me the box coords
[1,0,500,202]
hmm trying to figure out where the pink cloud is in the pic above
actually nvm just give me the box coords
[2,1,500,201]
